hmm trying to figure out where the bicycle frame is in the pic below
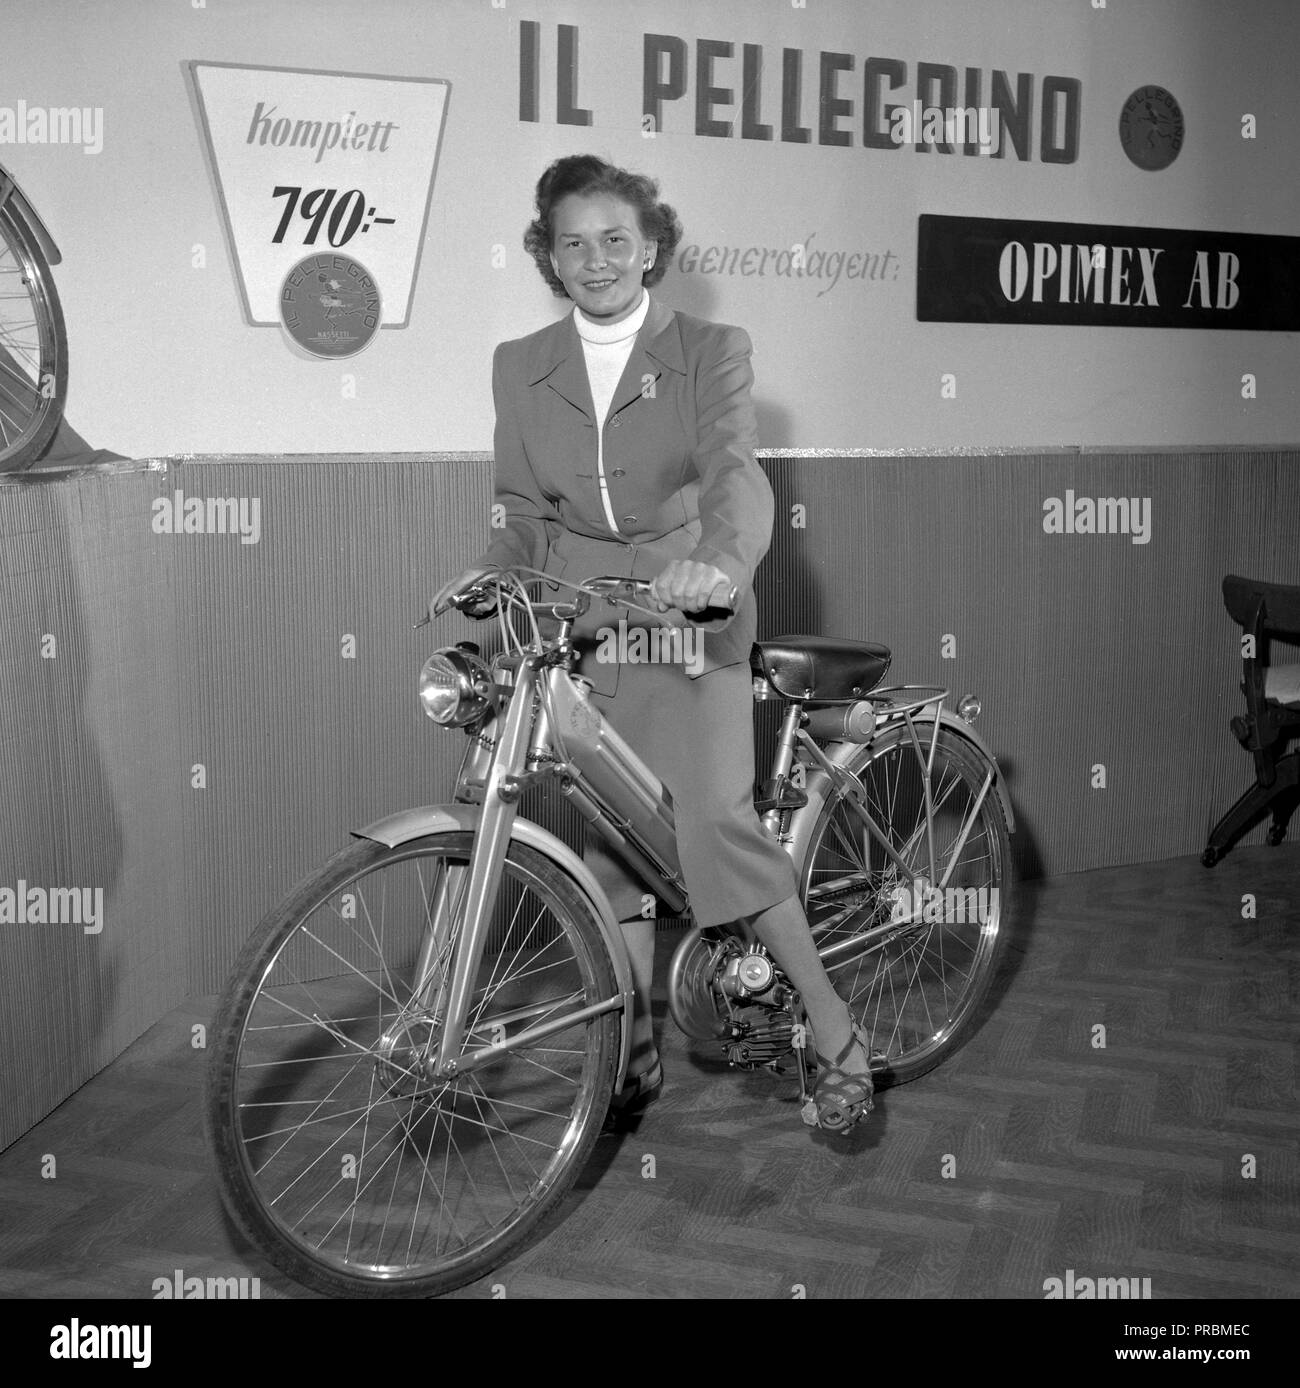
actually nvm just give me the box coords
[390,625,694,1086]
[752,681,1014,986]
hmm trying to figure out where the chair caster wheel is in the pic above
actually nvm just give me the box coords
[1201,847,1220,868]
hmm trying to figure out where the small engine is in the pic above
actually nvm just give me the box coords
[718,948,789,1006]
[722,1005,796,1067]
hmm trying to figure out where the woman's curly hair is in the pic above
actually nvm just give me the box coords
[523,154,683,298]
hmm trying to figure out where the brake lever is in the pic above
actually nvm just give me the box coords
[414,583,498,629]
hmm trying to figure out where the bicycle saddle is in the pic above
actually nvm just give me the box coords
[750,636,892,704]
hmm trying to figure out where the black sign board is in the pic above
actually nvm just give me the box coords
[917,214,1300,330]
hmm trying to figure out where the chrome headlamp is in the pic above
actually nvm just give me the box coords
[418,644,494,726]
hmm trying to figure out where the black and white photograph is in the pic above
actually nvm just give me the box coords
[0,0,1294,1361]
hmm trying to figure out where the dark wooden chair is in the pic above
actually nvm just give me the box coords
[1203,575,1300,866]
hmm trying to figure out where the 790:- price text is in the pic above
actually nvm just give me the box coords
[270,187,395,248]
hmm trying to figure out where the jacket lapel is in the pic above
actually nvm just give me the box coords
[524,294,686,422]
[610,295,685,417]
[527,314,594,419]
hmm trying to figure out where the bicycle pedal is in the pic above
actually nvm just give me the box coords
[799,1097,820,1127]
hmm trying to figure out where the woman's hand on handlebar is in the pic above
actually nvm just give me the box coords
[649,559,736,615]
[428,564,500,621]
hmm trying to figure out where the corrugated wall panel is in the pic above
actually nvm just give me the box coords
[1,449,1295,1148]
[0,466,187,1148]
[759,452,1298,877]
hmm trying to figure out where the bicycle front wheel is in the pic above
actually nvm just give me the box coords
[0,192,66,471]
[207,831,622,1297]
[797,726,1014,1087]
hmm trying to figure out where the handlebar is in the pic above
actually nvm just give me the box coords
[580,575,740,615]
[417,570,740,629]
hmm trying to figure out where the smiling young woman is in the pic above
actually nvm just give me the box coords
[430,154,876,1135]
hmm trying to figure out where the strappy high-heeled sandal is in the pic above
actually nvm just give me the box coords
[601,1055,664,1134]
[810,1020,874,1135]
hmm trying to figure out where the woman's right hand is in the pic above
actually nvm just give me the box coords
[428,564,500,621]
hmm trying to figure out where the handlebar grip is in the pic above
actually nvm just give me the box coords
[686,581,739,616]
[641,578,739,616]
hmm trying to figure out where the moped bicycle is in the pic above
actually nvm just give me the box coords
[207,568,1016,1297]
[0,162,66,471]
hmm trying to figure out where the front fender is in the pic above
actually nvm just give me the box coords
[354,803,635,1085]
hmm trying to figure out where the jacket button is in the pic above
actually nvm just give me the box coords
[611,468,626,477]
[623,515,637,525]
[610,417,621,427]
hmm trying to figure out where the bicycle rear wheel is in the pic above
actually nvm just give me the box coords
[0,190,66,471]
[798,726,1013,1086]
[207,831,621,1297]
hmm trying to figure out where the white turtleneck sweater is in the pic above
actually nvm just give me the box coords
[573,288,651,536]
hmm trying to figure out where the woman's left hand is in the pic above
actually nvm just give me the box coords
[649,560,736,614]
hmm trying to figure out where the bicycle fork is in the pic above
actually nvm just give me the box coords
[404,655,628,1083]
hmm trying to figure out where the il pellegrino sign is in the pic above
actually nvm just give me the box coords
[917,214,1300,330]
[188,61,450,328]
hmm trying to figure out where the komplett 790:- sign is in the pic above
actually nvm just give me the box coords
[917,214,1300,330]
[189,62,450,334]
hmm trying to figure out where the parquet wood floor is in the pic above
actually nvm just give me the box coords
[1,845,1295,1300]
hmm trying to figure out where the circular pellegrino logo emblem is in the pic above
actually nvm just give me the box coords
[568,691,600,739]
[1119,85,1184,171]
[280,253,381,358]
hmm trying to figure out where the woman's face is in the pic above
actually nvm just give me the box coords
[549,192,655,324]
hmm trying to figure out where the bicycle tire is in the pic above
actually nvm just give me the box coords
[0,193,67,472]
[795,726,1014,1087]
[206,831,621,1297]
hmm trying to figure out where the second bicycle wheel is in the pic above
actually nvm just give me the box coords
[207,830,622,1297]
[0,186,66,471]
[796,725,1014,1086]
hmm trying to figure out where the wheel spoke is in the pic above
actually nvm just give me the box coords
[211,833,618,1293]
[805,729,1008,1077]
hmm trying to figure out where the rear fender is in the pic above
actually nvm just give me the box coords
[787,710,1015,877]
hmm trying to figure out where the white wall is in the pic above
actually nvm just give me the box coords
[6,0,1298,456]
